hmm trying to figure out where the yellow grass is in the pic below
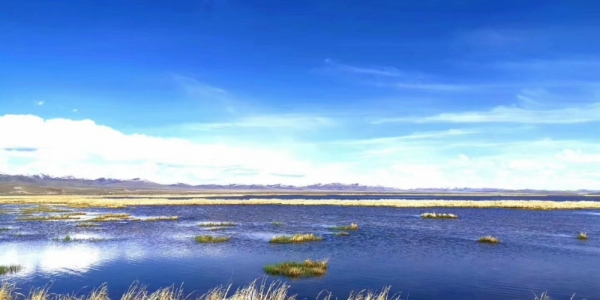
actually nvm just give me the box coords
[269,234,323,244]
[195,235,231,243]
[19,215,82,221]
[331,223,359,231]
[1,195,599,210]
[264,260,328,278]
[88,213,133,222]
[478,236,501,244]
[577,232,588,240]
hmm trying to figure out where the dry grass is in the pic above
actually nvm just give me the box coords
[577,232,588,240]
[421,212,458,219]
[264,260,328,278]
[76,223,100,228]
[195,235,231,243]
[3,195,600,210]
[269,234,323,244]
[20,205,70,214]
[199,222,236,227]
[331,223,359,231]
[478,236,501,244]
[0,264,23,275]
[135,216,179,222]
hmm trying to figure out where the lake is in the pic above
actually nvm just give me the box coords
[1,203,599,299]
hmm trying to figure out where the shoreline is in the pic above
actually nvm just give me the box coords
[1,195,600,210]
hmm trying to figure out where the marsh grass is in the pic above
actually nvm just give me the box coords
[330,223,359,231]
[88,213,133,222]
[19,215,82,221]
[421,212,458,219]
[478,236,501,244]
[577,232,588,240]
[76,223,100,228]
[136,216,179,222]
[20,205,70,214]
[0,227,10,231]
[264,260,328,278]
[63,235,72,242]
[195,235,231,243]
[208,227,228,231]
[334,232,350,236]
[269,234,323,244]
[0,265,23,275]
[198,222,236,227]
[272,222,284,226]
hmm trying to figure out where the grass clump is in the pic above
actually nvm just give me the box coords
[334,231,350,237]
[0,228,11,231]
[577,232,588,240]
[76,223,99,228]
[199,222,236,227]
[269,234,323,244]
[18,215,82,221]
[88,213,133,222]
[272,222,284,226]
[195,235,231,243]
[421,212,458,219]
[478,236,501,244]
[63,235,72,242]
[264,259,328,278]
[20,205,70,214]
[330,223,359,231]
[0,265,23,275]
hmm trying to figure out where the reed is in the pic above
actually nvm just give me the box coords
[0,264,23,275]
[195,235,231,243]
[269,234,323,244]
[5,195,600,210]
[264,259,328,278]
[478,236,501,244]
[198,222,236,227]
[577,232,588,240]
[421,212,458,219]
[331,223,359,231]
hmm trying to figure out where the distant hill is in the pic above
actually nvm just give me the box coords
[0,173,595,195]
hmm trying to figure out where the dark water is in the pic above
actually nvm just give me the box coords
[1,204,599,299]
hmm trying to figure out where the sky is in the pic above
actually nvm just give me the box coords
[1,0,600,190]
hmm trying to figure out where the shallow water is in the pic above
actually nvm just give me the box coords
[1,204,599,299]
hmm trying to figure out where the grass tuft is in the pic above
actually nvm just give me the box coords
[269,234,323,244]
[88,213,133,222]
[334,231,350,237]
[330,223,359,231]
[272,222,284,226]
[195,235,231,243]
[577,232,588,240]
[264,259,328,278]
[199,222,236,227]
[478,236,501,244]
[0,265,23,276]
[0,228,11,231]
[421,212,458,219]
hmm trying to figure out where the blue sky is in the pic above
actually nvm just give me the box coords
[1,0,600,189]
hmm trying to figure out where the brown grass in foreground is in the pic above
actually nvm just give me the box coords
[3,195,600,210]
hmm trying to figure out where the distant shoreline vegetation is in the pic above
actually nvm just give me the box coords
[3,196,600,210]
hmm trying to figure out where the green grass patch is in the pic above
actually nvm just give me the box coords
[264,260,328,278]
[269,234,323,244]
[272,222,284,226]
[421,212,458,219]
[0,228,11,231]
[0,265,22,276]
[478,236,501,244]
[578,232,588,240]
[195,235,231,243]
[330,223,359,231]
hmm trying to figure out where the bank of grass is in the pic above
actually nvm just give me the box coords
[76,223,100,228]
[577,232,588,240]
[421,212,458,219]
[478,236,501,244]
[330,223,359,231]
[199,222,236,227]
[4,195,600,210]
[264,260,328,278]
[135,216,179,222]
[20,205,70,214]
[0,265,22,275]
[195,235,231,243]
[269,234,323,244]
[88,213,133,222]
[0,227,10,231]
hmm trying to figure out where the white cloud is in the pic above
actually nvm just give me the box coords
[37,101,44,106]
[373,103,600,124]
[323,59,406,77]
[184,115,335,131]
[2,114,600,190]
